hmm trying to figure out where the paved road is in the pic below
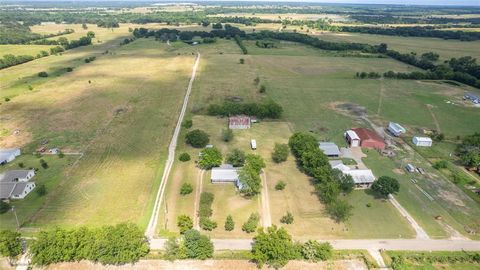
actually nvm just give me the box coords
[150,238,480,251]
[145,53,201,237]
[389,195,429,239]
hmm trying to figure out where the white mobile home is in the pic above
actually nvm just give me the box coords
[0,148,21,165]
[412,136,433,147]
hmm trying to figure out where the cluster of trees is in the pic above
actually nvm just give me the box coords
[133,25,246,41]
[340,26,480,41]
[0,22,73,44]
[198,147,223,169]
[252,226,333,268]
[199,192,217,231]
[238,154,266,197]
[185,129,210,148]
[29,223,149,265]
[206,100,283,119]
[0,54,35,70]
[288,133,355,222]
[350,14,480,25]
[164,229,213,260]
[0,230,22,263]
[355,71,381,79]
[456,133,480,168]
[226,149,246,167]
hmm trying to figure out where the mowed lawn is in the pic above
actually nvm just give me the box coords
[0,38,196,228]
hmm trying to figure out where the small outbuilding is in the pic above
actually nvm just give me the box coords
[319,142,341,157]
[351,128,386,150]
[412,136,433,147]
[387,122,406,137]
[229,116,251,129]
[211,164,239,183]
[251,139,257,150]
[345,130,360,147]
[0,148,21,165]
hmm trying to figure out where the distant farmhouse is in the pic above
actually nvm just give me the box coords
[229,116,251,129]
[0,148,21,165]
[330,160,375,188]
[387,122,406,137]
[211,164,243,189]
[345,128,385,150]
[464,92,480,104]
[0,169,36,200]
[412,136,433,147]
[319,142,341,157]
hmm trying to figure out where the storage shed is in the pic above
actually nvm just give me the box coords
[319,142,341,157]
[345,130,360,147]
[229,116,251,129]
[388,122,406,137]
[413,136,433,147]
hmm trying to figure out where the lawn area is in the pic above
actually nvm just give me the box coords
[0,38,196,229]
[1,45,55,57]
[384,251,480,270]
[0,154,74,229]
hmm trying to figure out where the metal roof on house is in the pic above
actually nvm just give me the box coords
[0,170,34,183]
[11,182,28,196]
[211,164,239,181]
[465,92,479,100]
[345,169,376,184]
[352,128,384,142]
[319,142,341,156]
[0,183,15,199]
[329,160,351,172]
[0,148,19,161]
[229,116,250,126]
[413,136,433,142]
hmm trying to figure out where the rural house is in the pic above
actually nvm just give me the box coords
[319,142,341,157]
[464,92,480,104]
[211,164,243,189]
[0,169,35,182]
[345,130,360,147]
[413,136,433,147]
[0,148,21,165]
[347,128,386,150]
[329,160,376,188]
[228,116,251,129]
[388,122,406,137]
[0,169,36,200]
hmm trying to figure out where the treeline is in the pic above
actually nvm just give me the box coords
[350,14,480,25]
[456,133,480,168]
[0,22,74,44]
[246,31,378,52]
[340,26,480,41]
[0,54,35,69]
[206,100,283,119]
[234,35,248,54]
[133,24,246,41]
[288,133,355,222]
[29,223,149,266]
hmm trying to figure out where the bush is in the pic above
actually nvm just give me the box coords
[164,237,186,261]
[4,97,10,102]
[371,176,400,197]
[0,201,10,214]
[224,215,234,231]
[272,143,289,163]
[280,212,294,224]
[242,213,260,233]
[433,160,448,169]
[198,147,222,169]
[226,149,246,167]
[180,183,193,195]
[58,152,64,158]
[199,217,217,231]
[18,162,24,168]
[185,129,209,148]
[239,58,245,64]
[183,229,213,260]
[301,240,333,262]
[259,85,266,93]
[177,215,193,234]
[38,71,48,77]
[66,67,73,72]
[179,152,191,162]
[36,184,47,196]
[39,159,48,169]
[182,119,193,129]
[222,128,233,142]
[326,199,353,222]
[275,181,286,190]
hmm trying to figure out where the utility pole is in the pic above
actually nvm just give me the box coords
[11,206,20,229]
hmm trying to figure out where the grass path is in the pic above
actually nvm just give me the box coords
[260,171,272,228]
[194,170,204,230]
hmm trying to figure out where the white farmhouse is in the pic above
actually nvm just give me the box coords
[412,136,433,147]
[0,169,36,200]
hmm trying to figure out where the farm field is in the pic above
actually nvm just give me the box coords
[0,38,196,229]
[1,44,55,56]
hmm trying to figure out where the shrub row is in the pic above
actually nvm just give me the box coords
[206,100,283,119]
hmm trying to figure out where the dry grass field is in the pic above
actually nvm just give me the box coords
[1,44,55,56]
[0,38,196,229]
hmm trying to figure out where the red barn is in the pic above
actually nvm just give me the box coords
[351,128,385,150]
